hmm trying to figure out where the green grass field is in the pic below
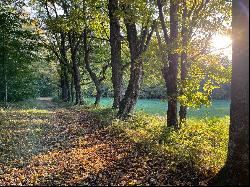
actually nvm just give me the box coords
[85,98,230,118]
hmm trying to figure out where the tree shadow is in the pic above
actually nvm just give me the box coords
[0,104,209,186]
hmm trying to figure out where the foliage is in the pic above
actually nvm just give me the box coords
[108,112,229,175]
[178,55,232,108]
[0,3,46,102]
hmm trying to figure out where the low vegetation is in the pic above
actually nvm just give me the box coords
[87,106,229,176]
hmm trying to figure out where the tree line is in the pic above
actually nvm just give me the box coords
[29,0,231,127]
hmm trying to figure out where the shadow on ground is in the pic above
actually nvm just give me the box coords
[0,100,208,186]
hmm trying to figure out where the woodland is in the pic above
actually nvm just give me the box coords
[0,0,249,186]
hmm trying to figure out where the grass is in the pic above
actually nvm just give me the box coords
[0,103,54,166]
[0,100,49,109]
[85,98,230,118]
[80,97,230,176]
[88,107,229,176]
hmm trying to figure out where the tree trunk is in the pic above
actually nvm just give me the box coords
[179,0,188,124]
[95,86,102,106]
[3,53,8,104]
[108,0,123,109]
[60,62,70,102]
[166,0,179,128]
[157,0,179,128]
[60,69,66,100]
[117,65,143,118]
[69,32,82,105]
[166,54,178,127]
[83,30,103,106]
[71,53,82,105]
[209,0,249,186]
[60,32,70,102]
[227,0,249,185]
[70,76,75,103]
[117,5,155,119]
[1,51,8,104]
[117,19,142,119]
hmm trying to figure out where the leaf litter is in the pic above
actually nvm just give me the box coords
[0,100,209,186]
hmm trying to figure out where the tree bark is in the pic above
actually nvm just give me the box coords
[179,0,188,124]
[59,32,70,102]
[1,40,8,104]
[83,30,104,106]
[3,53,8,104]
[60,62,70,102]
[226,0,249,185]
[117,4,156,119]
[209,0,249,186]
[117,13,156,118]
[157,0,179,128]
[117,14,142,118]
[70,76,75,103]
[108,0,123,109]
[95,86,102,106]
[167,0,179,128]
[68,32,83,105]
[117,65,143,118]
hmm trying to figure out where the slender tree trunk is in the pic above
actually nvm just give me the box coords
[95,86,102,106]
[83,30,103,106]
[71,53,82,105]
[60,32,70,102]
[69,32,82,105]
[60,62,70,102]
[64,64,70,101]
[70,76,75,103]
[179,0,188,124]
[157,0,179,128]
[117,63,143,118]
[209,1,249,186]
[166,0,179,128]
[60,68,66,100]
[108,0,123,109]
[2,52,8,104]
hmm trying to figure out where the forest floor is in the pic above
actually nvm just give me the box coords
[0,98,211,186]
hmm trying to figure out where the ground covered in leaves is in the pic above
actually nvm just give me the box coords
[0,99,224,186]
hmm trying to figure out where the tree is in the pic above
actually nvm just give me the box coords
[157,0,179,127]
[108,0,124,109]
[209,0,249,185]
[117,1,156,118]
[36,0,72,102]
[0,3,40,103]
[226,0,249,185]
[157,0,231,127]
[35,0,84,104]
[83,29,110,106]
[178,0,231,124]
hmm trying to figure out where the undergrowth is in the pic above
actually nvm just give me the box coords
[89,107,229,176]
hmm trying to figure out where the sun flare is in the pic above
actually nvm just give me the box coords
[211,35,232,59]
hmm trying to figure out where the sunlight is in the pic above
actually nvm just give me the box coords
[211,35,232,59]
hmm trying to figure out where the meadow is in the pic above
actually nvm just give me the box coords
[85,98,230,118]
